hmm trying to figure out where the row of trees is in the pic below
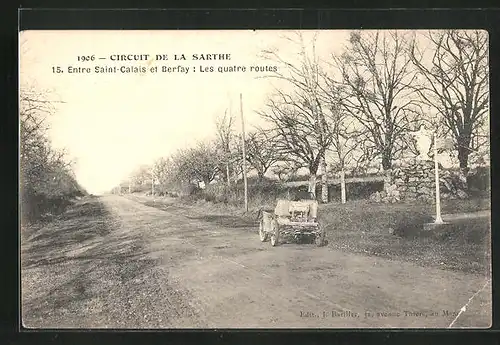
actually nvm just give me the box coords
[120,30,489,203]
[258,29,489,201]
[20,85,85,222]
[120,113,283,195]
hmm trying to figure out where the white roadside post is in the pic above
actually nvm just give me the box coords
[340,169,346,204]
[434,132,443,224]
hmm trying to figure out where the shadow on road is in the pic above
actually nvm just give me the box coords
[22,195,201,328]
[21,198,157,271]
[22,200,114,268]
[21,196,168,328]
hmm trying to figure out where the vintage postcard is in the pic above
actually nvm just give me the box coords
[19,29,491,328]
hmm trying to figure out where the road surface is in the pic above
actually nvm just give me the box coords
[21,195,492,328]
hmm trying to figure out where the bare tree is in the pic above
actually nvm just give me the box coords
[350,140,383,176]
[334,30,422,173]
[259,90,334,200]
[214,109,235,186]
[260,32,334,201]
[320,83,360,203]
[245,129,282,181]
[20,85,83,221]
[271,161,302,182]
[175,141,220,187]
[130,164,152,187]
[20,86,55,181]
[410,30,489,174]
[229,133,245,184]
[152,157,175,194]
[20,86,74,186]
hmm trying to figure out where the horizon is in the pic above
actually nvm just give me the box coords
[19,29,350,194]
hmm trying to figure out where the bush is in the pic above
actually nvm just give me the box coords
[20,188,77,223]
[189,179,289,208]
[20,86,88,224]
[20,166,87,224]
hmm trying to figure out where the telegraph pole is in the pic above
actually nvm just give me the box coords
[227,95,233,187]
[240,93,248,212]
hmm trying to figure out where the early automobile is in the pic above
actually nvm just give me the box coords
[258,191,325,247]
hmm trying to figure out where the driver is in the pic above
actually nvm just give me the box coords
[292,189,313,201]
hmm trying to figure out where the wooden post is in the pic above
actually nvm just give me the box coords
[240,93,248,212]
[321,157,328,203]
[340,169,346,204]
[434,132,443,224]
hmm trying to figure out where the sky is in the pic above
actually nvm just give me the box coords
[19,29,479,194]
[19,30,350,194]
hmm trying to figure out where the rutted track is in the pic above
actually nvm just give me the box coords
[21,195,492,328]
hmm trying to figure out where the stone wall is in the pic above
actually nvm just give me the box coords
[370,159,468,203]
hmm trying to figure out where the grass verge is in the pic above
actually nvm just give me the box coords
[319,200,490,275]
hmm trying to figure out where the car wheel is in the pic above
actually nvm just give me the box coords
[270,220,280,246]
[315,226,325,247]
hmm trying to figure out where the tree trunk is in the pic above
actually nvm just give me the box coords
[257,171,264,181]
[457,143,471,190]
[321,157,328,203]
[309,156,321,198]
[233,168,238,184]
[382,153,392,171]
[308,174,317,197]
[226,161,231,187]
[340,169,346,204]
[382,151,392,193]
[383,169,392,193]
[458,144,470,176]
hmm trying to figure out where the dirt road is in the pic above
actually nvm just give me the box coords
[21,195,491,329]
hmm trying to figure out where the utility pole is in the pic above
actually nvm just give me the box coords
[128,179,131,194]
[240,93,248,212]
[227,96,233,188]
